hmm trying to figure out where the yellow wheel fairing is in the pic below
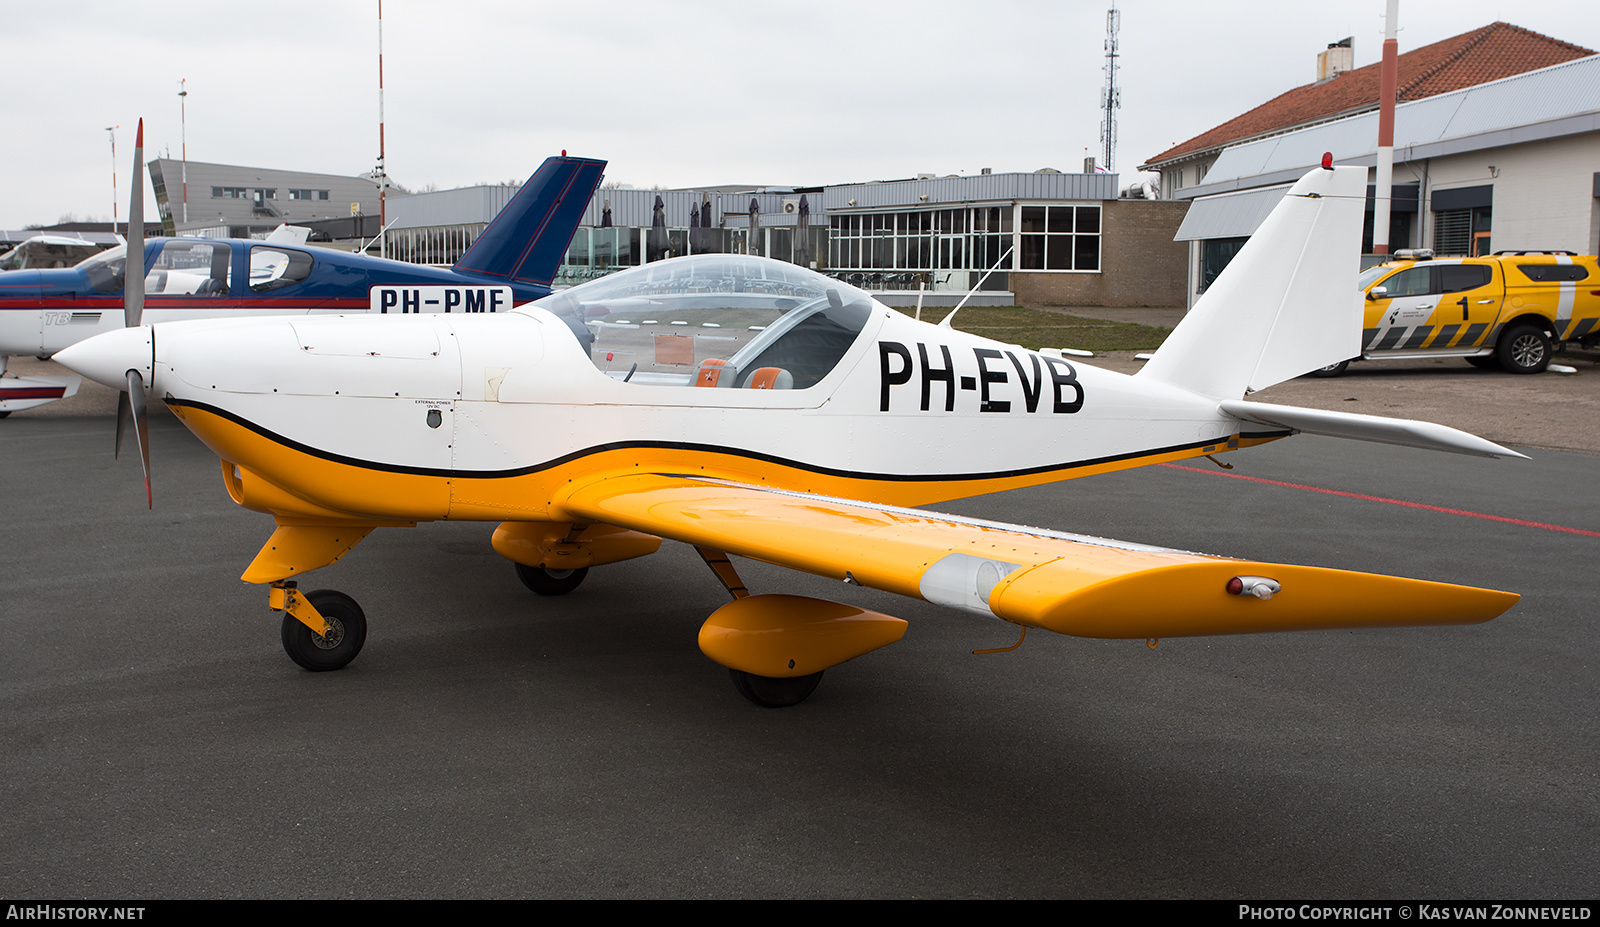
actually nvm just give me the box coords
[698,594,908,677]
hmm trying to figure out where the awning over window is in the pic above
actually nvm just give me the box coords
[1173,184,1291,241]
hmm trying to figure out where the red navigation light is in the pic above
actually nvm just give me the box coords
[1321,152,1333,170]
[562,149,568,157]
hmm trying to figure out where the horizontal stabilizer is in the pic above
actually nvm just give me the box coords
[0,375,80,413]
[556,474,1517,638]
[1220,400,1527,459]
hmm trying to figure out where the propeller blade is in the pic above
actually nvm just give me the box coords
[125,118,145,328]
[123,369,151,508]
[114,387,131,459]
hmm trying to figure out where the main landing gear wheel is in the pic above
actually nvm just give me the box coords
[515,563,589,596]
[281,589,367,672]
[1498,324,1553,374]
[1309,360,1349,378]
[729,669,824,708]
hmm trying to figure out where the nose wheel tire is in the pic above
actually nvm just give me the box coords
[515,563,589,596]
[1497,324,1552,374]
[281,589,367,672]
[729,669,824,708]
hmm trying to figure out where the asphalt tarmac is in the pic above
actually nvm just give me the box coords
[2,392,1597,898]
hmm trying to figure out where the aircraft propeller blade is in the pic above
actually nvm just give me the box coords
[111,118,152,507]
[124,119,145,328]
[114,369,152,508]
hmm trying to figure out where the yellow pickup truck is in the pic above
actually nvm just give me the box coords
[1318,250,1600,375]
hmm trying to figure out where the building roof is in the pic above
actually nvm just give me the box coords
[1186,53,1600,198]
[1140,22,1593,169]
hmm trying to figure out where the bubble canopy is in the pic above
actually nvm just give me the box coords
[524,255,881,389]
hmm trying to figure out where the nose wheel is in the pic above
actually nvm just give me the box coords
[278,588,367,672]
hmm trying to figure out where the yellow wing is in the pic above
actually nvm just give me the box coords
[554,473,1516,639]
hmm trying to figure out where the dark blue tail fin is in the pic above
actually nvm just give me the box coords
[452,155,606,287]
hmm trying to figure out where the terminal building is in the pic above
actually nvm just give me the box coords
[137,159,1189,309]
[378,169,1188,308]
[148,158,392,238]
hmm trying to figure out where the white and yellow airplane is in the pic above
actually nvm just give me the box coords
[57,163,1522,707]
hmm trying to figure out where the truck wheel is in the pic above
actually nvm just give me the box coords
[1497,325,1552,374]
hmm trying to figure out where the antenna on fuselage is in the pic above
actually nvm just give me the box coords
[359,218,400,257]
[938,246,1012,329]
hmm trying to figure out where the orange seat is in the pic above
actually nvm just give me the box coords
[696,358,729,387]
[745,367,793,390]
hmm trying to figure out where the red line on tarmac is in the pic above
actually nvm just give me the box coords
[1160,463,1600,538]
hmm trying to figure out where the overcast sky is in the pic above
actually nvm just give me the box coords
[3,0,1597,229]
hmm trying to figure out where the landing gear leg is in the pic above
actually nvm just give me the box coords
[272,581,367,672]
[693,548,825,705]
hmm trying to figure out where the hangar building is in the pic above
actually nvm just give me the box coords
[1140,23,1599,307]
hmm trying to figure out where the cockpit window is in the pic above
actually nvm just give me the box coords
[526,255,878,390]
[84,244,128,294]
[250,246,314,291]
[147,240,232,296]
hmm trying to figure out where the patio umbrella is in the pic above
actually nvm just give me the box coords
[747,198,760,257]
[689,196,701,253]
[794,194,812,267]
[701,195,714,253]
[600,198,612,227]
[647,195,669,262]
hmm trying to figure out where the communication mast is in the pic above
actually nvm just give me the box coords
[1100,3,1120,172]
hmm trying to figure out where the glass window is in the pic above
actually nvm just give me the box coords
[1020,234,1046,270]
[249,247,313,292]
[1382,266,1434,297]
[1440,264,1492,292]
[1073,235,1100,271]
[83,244,128,293]
[143,240,231,296]
[529,255,877,390]
[1515,263,1589,283]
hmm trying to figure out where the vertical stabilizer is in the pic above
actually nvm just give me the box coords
[452,155,607,287]
[1138,165,1366,398]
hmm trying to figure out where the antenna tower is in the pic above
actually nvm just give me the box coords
[1100,3,1120,172]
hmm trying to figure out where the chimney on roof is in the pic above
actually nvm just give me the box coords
[1317,36,1354,81]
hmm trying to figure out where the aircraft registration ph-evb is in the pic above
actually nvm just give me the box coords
[0,120,604,415]
[59,160,1523,707]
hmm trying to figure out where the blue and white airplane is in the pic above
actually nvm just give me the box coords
[0,122,604,415]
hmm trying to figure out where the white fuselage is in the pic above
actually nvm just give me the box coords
[127,304,1232,510]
